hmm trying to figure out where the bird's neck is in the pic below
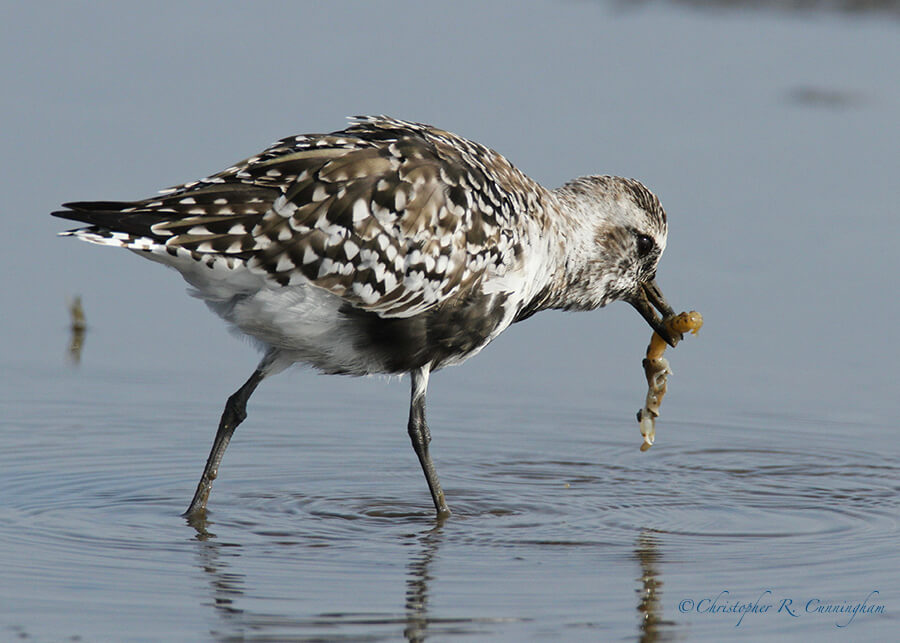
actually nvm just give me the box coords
[514,186,610,319]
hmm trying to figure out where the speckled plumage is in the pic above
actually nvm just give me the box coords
[53,116,674,518]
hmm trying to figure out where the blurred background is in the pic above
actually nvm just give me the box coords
[3,0,897,416]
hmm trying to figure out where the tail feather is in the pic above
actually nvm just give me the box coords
[52,202,168,241]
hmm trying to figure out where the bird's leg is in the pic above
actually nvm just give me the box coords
[183,368,265,518]
[408,366,451,518]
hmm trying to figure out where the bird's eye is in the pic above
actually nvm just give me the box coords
[636,234,655,256]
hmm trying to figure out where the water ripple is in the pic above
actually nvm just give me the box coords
[2,395,897,641]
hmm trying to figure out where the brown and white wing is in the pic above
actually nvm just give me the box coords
[54,117,541,318]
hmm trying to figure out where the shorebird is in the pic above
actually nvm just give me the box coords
[53,116,679,519]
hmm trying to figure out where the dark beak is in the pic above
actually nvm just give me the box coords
[629,278,680,347]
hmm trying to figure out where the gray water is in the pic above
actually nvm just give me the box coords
[2,1,898,641]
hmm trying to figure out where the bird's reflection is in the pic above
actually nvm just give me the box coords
[188,513,446,641]
[403,521,445,642]
[633,529,677,642]
[67,296,87,365]
[189,517,247,627]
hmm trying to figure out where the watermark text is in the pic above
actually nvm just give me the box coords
[677,590,884,627]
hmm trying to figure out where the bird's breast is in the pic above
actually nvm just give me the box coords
[208,276,517,376]
[340,288,515,373]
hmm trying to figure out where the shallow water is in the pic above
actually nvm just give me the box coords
[2,363,897,641]
[3,1,899,641]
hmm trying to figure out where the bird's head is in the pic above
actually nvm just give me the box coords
[554,175,678,346]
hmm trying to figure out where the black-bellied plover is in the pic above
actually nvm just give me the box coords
[53,116,679,519]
